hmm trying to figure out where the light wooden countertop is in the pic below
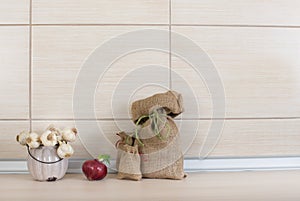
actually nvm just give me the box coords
[1,170,300,201]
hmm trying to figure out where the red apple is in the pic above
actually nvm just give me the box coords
[82,155,110,181]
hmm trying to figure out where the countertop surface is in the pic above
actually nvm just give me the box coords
[1,170,300,201]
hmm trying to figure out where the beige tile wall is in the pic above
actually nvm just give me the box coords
[2,1,300,160]
[172,0,300,26]
[0,27,29,119]
[32,26,169,119]
[0,0,29,24]
[172,27,300,118]
[32,0,169,24]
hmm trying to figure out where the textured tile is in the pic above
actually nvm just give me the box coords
[0,27,29,119]
[0,0,29,24]
[176,119,300,158]
[32,26,169,119]
[33,0,169,24]
[0,121,29,159]
[172,26,300,118]
[172,0,300,26]
[95,51,169,119]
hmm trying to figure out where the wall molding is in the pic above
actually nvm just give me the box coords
[1,157,300,174]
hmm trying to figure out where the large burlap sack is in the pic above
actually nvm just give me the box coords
[116,132,142,181]
[131,91,184,123]
[136,107,185,180]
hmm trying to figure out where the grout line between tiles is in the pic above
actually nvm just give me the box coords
[0,24,300,29]
[0,119,29,121]
[168,0,172,90]
[29,0,32,131]
[31,23,170,26]
[30,118,132,121]
[0,24,29,26]
[0,117,300,122]
[29,24,300,29]
[171,24,300,29]
[179,117,300,120]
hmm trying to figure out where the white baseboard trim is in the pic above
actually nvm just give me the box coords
[1,157,300,174]
[183,157,300,172]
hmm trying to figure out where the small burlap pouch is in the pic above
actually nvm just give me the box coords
[131,91,184,123]
[136,107,186,180]
[116,132,142,181]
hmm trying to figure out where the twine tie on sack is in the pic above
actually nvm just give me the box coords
[127,107,171,146]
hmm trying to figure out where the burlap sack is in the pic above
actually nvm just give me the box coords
[115,131,133,169]
[138,115,185,180]
[131,91,184,123]
[116,132,142,181]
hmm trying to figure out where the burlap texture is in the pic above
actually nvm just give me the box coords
[131,91,184,123]
[115,91,186,180]
[117,145,142,181]
[138,117,185,180]
[116,142,142,181]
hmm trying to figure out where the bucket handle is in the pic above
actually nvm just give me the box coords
[27,145,63,164]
